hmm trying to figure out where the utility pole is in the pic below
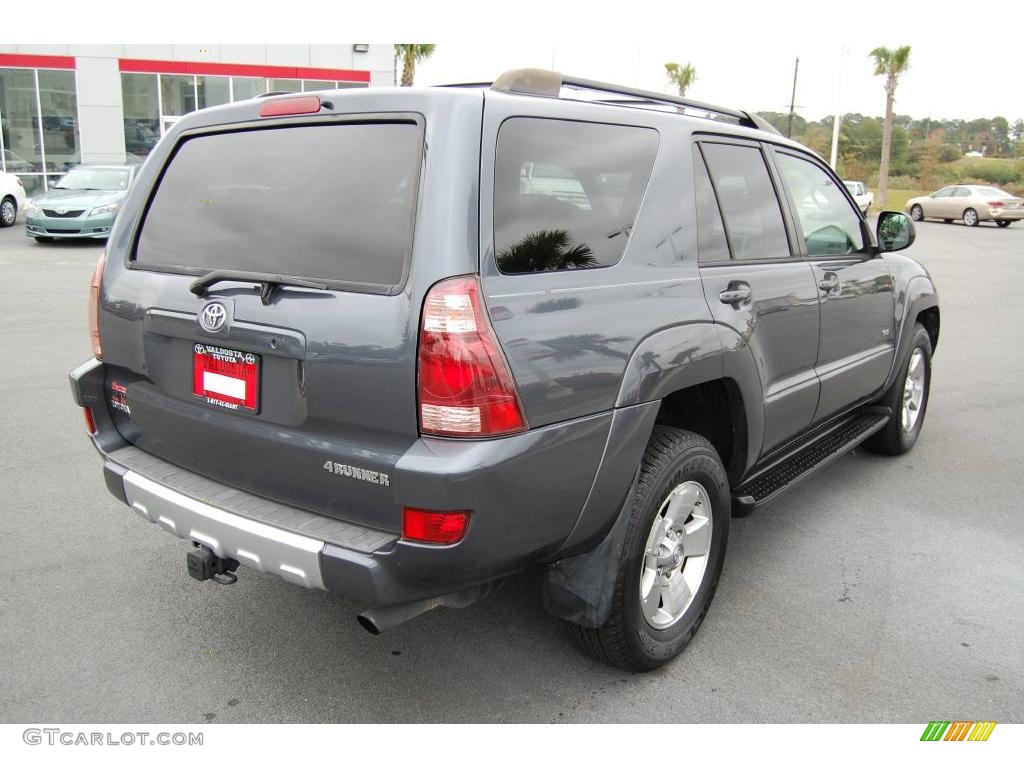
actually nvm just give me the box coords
[787,57,799,138]
[829,48,846,170]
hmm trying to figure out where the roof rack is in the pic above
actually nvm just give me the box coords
[480,68,779,135]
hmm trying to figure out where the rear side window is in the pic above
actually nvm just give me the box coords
[494,118,658,274]
[693,150,731,263]
[701,142,790,261]
[135,122,422,293]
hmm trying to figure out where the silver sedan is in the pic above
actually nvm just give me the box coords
[906,185,1023,228]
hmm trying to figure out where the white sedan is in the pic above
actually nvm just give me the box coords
[0,172,27,227]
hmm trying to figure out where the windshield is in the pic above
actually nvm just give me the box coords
[54,168,130,191]
[977,187,1010,198]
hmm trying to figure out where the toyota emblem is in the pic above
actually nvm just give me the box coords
[56,206,67,215]
[199,302,228,333]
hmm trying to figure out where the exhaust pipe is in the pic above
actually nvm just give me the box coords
[356,582,500,634]
[357,597,444,635]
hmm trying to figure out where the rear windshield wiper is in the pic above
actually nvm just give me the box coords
[190,270,329,305]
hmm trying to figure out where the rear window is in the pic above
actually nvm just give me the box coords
[135,121,422,292]
[494,118,658,274]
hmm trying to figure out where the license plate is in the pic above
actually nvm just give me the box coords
[192,343,260,412]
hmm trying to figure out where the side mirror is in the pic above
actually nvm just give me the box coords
[876,211,915,253]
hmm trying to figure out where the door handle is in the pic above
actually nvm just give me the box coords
[719,284,752,305]
[818,276,839,293]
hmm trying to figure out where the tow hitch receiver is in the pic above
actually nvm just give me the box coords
[186,543,240,585]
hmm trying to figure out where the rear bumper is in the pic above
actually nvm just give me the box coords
[72,358,657,607]
[985,208,1024,221]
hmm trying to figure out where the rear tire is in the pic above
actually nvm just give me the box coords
[996,220,1011,228]
[569,427,730,672]
[0,196,15,227]
[865,323,932,456]
[963,208,979,227]
[910,204,924,222]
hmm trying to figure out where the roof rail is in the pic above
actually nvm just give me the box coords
[486,68,779,134]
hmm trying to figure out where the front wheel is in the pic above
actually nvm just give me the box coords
[910,204,924,222]
[996,220,1011,228]
[963,208,979,227]
[570,428,730,671]
[865,323,932,455]
[0,197,15,227]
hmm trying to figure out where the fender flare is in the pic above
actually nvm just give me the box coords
[884,274,939,392]
[543,322,762,627]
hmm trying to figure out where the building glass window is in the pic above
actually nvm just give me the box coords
[337,82,369,89]
[197,76,230,109]
[121,73,160,160]
[37,70,80,173]
[0,68,43,174]
[302,80,334,92]
[231,77,266,101]
[160,74,196,117]
[268,78,301,93]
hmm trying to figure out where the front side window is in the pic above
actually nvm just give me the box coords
[776,153,864,257]
[494,118,659,274]
[700,142,790,261]
[933,187,954,198]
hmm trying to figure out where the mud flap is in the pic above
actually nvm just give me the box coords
[541,468,640,629]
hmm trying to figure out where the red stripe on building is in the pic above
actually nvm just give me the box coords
[118,58,370,83]
[0,53,76,70]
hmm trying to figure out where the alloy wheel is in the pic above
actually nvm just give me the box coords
[902,348,926,433]
[639,481,713,629]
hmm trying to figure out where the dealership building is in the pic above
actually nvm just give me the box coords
[0,44,395,195]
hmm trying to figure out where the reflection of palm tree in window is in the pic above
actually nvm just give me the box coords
[496,228,595,274]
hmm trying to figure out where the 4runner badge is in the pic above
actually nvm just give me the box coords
[323,460,390,487]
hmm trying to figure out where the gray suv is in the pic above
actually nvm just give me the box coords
[70,69,939,671]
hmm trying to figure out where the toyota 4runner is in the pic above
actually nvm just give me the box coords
[70,69,939,671]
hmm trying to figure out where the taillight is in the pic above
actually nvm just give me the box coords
[989,201,1004,208]
[82,407,97,435]
[417,275,526,437]
[402,507,470,545]
[89,253,105,359]
[259,95,322,117]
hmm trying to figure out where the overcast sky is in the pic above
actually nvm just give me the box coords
[410,7,1021,123]
[30,0,1023,123]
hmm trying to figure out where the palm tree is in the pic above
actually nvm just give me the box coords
[394,44,437,87]
[870,45,911,208]
[496,229,596,274]
[664,62,697,97]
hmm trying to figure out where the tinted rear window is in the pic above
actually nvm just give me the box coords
[494,118,658,274]
[135,122,422,292]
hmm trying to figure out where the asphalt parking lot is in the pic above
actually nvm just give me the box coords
[0,218,1021,724]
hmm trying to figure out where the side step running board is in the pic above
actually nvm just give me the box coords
[732,407,891,514]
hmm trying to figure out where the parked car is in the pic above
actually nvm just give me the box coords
[24,165,136,242]
[70,70,939,672]
[0,172,27,227]
[843,180,873,214]
[906,185,1023,228]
